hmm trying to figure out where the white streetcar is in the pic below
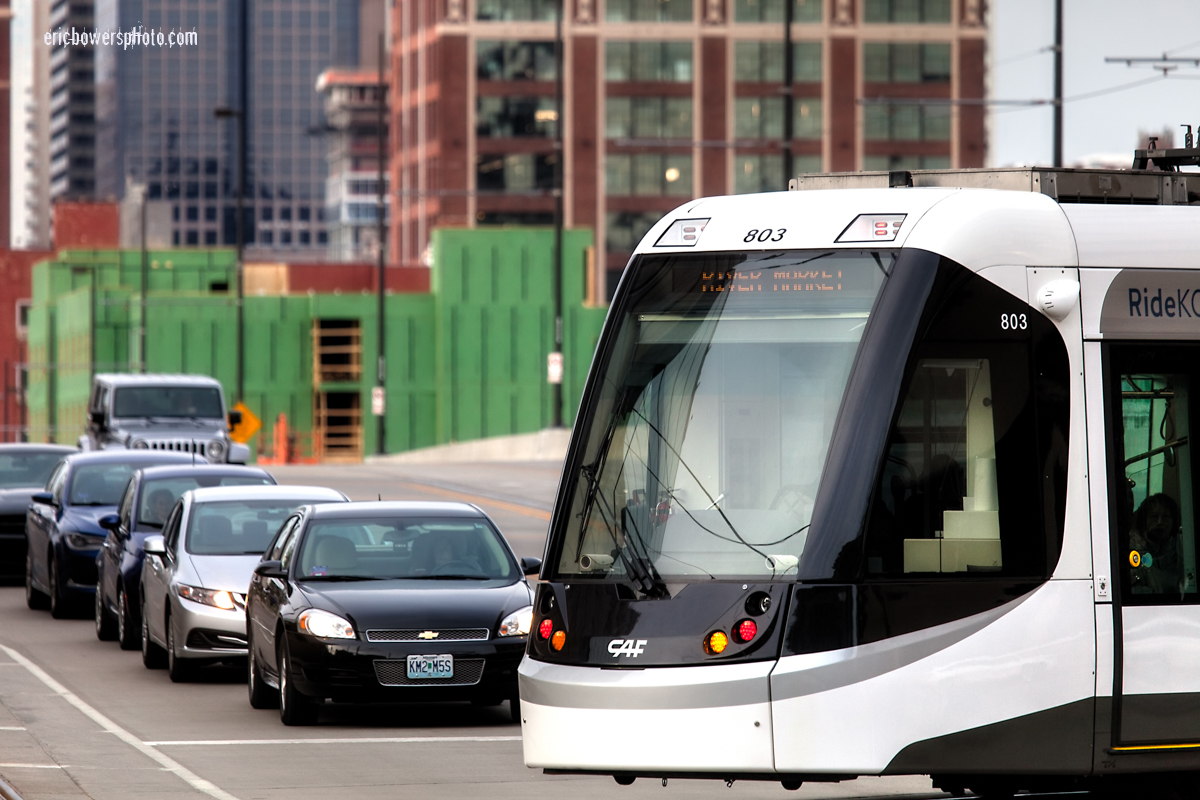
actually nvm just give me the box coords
[519,160,1200,796]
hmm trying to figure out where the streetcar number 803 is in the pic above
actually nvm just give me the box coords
[1000,313,1028,331]
[744,229,786,243]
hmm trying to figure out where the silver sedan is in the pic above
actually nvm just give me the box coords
[140,484,348,681]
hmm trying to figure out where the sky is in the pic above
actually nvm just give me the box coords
[990,0,1200,166]
[9,0,1200,245]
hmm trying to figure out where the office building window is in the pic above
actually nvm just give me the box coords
[605,41,693,82]
[735,41,822,82]
[606,0,692,22]
[734,0,821,23]
[606,97,693,140]
[260,231,274,245]
[864,43,951,83]
[299,231,311,245]
[476,153,557,191]
[262,207,273,222]
[734,97,822,139]
[477,0,557,20]
[186,230,199,245]
[606,211,664,252]
[863,154,951,170]
[477,41,556,82]
[205,231,218,245]
[734,153,820,193]
[186,206,199,221]
[477,211,556,225]
[281,207,293,221]
[606,153,693,196]
[864,0,951,23]
[205,206,217,221]
[864,104,951,141]
[477,96,558,137]
[281,230,293,245]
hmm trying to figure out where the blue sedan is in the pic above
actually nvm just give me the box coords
[95,463,276,647]
[26,450,195,618]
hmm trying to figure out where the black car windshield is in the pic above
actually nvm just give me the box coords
[554,250,890,580]
[296,516,517,581]
[139,476,273,528]
[0,452,65,489]
[187,499,323,555]
[113,386,223,418]
[68,463,141,505]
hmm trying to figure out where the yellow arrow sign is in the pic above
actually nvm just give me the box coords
[229,401,262,444]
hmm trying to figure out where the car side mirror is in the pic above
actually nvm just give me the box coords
[89,409,106,428]
[31,491,55,506]
[99,514,121,531]
[520,556,542,575]
[143,535,166,556]
[254,560,287,580]
[227,410,243,427]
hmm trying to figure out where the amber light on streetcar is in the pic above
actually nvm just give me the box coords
[704,630,729,655]
[551,630,567,651]
[538,618,554,640]
[734,619,758,643]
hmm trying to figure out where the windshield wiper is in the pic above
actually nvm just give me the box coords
[408,574,489,580]
[297,575,385,582]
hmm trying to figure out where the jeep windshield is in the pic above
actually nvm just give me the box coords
[553,250,890,581]
[113,387,223,419]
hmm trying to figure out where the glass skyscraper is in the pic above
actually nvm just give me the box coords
[95,0,361,254]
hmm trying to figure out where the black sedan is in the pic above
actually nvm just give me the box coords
[245,501,540,726]
[94,463,276,648]
[0,444,76,582]
[26,450,195,617]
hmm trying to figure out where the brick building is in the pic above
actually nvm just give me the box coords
[392,0,985,295]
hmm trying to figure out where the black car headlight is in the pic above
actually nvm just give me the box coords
[497,605,533,637]
[298,609,356,640]
[65,532,104,550]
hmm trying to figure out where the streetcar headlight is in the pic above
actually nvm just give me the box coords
[733,619,758,643]
[704,630,729,655]
[298,608,356,640]
[177,584,241,611]
[498,606,533,637]
[130,439,149,450]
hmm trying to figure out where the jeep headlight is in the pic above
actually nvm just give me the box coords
[130,439,149,450]
[206,439,226,460]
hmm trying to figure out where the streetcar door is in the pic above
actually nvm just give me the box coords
[1106,342,1200,745]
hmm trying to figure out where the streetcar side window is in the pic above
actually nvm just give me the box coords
[862,263,1070,579]
[1109,347,1200,604]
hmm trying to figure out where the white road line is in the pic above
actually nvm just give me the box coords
[0,644,241,800]
[0,727,26,731]
[147,735,523,746]
[0,764,65,769]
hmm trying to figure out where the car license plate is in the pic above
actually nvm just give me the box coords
[407,654,453,679]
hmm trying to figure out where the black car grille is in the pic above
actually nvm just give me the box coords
[185,629,248,650]
[366,628,490,643]
[0,514,25,537]
[374,658,485,686]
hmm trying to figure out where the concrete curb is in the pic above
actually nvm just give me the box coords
[365,428,571,465]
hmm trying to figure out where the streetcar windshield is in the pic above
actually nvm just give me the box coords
[557,250,891,580]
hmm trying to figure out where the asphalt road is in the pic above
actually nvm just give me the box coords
[0,460,955,800]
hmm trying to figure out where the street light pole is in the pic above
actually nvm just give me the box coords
[215,107,246,403]
[375,33,388,456]
[1053,0,1063,167]
[551,0,565,429]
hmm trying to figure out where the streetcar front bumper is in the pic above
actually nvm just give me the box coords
[519,656,775,774]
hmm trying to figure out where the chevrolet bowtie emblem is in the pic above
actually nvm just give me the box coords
[417,631,439,639]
